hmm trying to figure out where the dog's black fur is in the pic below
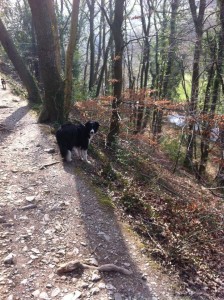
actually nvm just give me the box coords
[1,78,6,90]
[56,121,99,162]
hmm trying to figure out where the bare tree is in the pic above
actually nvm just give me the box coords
[183,0,206,169]
[64,0,81,118]
[107,0,125,147]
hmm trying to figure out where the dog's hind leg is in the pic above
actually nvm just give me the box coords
[65,150,72,162]
[74,147,82,160]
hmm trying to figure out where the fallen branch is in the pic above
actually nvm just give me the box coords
[57,260,132,276]
[39,161,60,170]
[0,124,12,131]
[19,204,37,210]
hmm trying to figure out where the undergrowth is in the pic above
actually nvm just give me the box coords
[70,104,224,300]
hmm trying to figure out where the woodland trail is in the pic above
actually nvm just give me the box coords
[0,86,186,300]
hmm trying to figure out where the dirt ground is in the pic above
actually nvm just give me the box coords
[0,84,188,299]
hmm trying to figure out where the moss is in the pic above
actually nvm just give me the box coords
[93,187,115,209]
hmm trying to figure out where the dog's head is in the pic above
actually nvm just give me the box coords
[85,121,100,136]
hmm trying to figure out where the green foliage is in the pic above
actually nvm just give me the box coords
[94,187,115,209]
[176,73,191,101]
[115,146,132,165]
[120,191,143,213]
[101,162,118,181]
[73,80,88,102]
[161,136,185,164]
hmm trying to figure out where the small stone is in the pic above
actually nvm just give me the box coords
[26,196,35,202]
[32,290,40,297]
[98,282,106,289]
[106,283,116,290]
[3,253,16,264]
[31,248,40,254]
[62,291,82,300]
[91,273,101,282]
[91,287,100,295]
[44,148,55,153]
[51,287,61,297]
[80,242,87,247]
[39,291,49,299]
[20,279,28,285]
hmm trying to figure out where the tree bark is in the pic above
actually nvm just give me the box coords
[64,0,80,119]
[28,0,64,124]
[183,0,206,170]
[107,0,125,147]
[87,0,95,92]
[215,0,224,185]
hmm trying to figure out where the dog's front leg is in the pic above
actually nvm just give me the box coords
[82,149,90,163]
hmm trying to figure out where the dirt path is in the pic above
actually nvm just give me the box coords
[0,87,186,300]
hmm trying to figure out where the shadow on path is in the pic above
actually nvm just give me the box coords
[0,105,29,144]
[62,161,154,299]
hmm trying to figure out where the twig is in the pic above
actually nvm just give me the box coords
[39,161,60,170]
[57,260,132,275]
[19,204,37,210]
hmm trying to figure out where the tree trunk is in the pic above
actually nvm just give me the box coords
[183,0,206,170]
[107,0,125,147]
[161,0,179,98]
[215,0,224,185]
[64,0,80,119]
[28,0,64,124]
[0,18,41,103]
[87,0,95,92]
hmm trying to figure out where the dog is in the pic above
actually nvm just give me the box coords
[56,121,99,162]
[1,78,6,89]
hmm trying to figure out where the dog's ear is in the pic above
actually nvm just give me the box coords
[85,121,91,129]
[94,122,100,130]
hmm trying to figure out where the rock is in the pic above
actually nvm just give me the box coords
[62,291,82,300]
[39,291,49,299]
[91,272,101,282]
[0,216,7,223]
[44,148,55,154]
[84,257,98,266]
[25,196,35,202]
[51,287,61,297]
[3,253,16,264]
[31,248,40,254]
[98,282,106,289]
[106,283,116,290]
[91,287,100,295]
[32,290,40,297]
[20,279,28,285]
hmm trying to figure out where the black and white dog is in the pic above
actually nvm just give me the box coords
[56,121,99,162]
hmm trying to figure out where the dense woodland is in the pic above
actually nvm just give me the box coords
[0,0,223,299]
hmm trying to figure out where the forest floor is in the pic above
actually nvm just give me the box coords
[0,81,191,299]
